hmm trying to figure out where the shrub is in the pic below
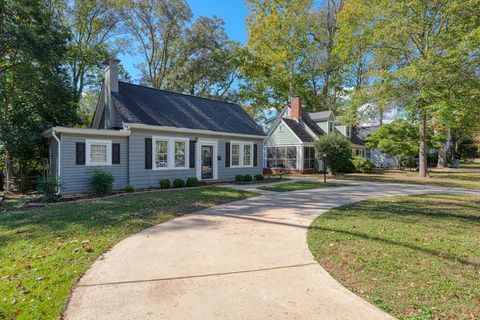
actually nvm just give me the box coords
[351,157,375,173]
[254,174,264,181]
[315,133,352,175]
[234,174,244,182]
[89,169,114,194]
[37,176,61,202]
[243,174,253,182]
[186,177,199,187]
[173,178,185,188]
[124,184,134,193]
[159,179,170,189]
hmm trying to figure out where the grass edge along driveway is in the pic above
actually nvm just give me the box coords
[258,180,348,192]
[0,187,256,320]
[307,193,480,320]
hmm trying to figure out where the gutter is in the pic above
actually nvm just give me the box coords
[52,130,61,195]
[123,123,266,140]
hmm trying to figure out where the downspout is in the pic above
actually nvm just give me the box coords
[52,130,61,195]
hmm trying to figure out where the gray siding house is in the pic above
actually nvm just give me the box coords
[44,59,265,194]
[263,98,365,174]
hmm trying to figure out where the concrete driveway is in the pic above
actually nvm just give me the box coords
[65,182,478,320]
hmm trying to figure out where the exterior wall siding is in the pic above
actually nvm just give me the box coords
[49,138,59,177]
[128,129,264,189]
[60,134,129,193]
[264,121,300,146]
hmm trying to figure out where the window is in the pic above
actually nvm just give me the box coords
[303,147,315,169]
[265,146,298,169]
[153,137,189,169]
[174,141,186,167]
[231,142,253,167]
[329,121,333,132]
[86,139,111,166]
[155,140,168,168]
[366,149,372,159]
[243,144,251,166]
[231,144,240,166]
[278,125,284,132]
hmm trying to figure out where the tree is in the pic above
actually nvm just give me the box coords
[58,0,126,97]
[126,0,239,99]
[366,119,418,168]
[0,0,79,191]
[315,133,352,174]
[337,0,480,177]
[241,0,312,112]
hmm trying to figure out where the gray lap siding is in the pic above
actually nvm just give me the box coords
[128,129,263,188]
[60,134,128,193]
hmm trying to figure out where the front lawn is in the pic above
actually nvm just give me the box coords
[258,180,347,192]
[307,194,480,320]
[0,187,256,320]
[341,169,480,190]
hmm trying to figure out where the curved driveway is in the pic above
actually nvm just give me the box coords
[65,182,478,320]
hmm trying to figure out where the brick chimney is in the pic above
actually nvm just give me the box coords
[103,58,120,128]
[290,97,302,121]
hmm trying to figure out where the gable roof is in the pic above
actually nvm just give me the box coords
[111,81,265,136]
[355,125,381,140]
[282,119,315,142]
[302,113,326,136]
[309,110,333,121]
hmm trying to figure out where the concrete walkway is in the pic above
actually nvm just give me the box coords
[65,182,478,320]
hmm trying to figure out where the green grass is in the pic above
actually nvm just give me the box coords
[0,187,256,320]
[307,194,480,320]
[258,180,347,192]
[341,169,480,190]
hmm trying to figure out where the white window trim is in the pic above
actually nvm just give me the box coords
[278,124,284,132]
[231,141,254,168]
[152,136,190,170]
[86,139,112,166]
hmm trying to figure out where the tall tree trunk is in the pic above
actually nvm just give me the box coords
[418,110,428,177]
[436,127,450,168]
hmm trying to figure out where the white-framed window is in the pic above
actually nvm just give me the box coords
[153,136,189,170]
[278,125,284,132]
[231,141,254,167]
[231,143,240,166]
[86,139,112,166]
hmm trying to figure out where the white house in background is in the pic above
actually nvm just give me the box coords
[263,97,366,174]
[356,125,398,168]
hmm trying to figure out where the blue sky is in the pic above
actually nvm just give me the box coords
[119,0,249,80]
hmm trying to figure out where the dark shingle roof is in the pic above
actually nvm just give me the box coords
[355,125,381,140]
[302,113,326,136]
[112,81,265,136]
[350,133,365,145]
[282,118,315,142]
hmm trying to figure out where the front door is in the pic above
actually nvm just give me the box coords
[201,145,214,179]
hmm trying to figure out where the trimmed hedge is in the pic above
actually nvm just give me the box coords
[173,178,185,188]
[186,177,199,187]
[254,174,264,181]
[243,174,253,182]
[159,179,170,189]
[234,175,244,182]
[351,157,375,173]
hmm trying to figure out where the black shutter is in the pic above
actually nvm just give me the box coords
[253,144,258,166]
[189,140,196,168]
[145,138,152,169]
[76,142,85,165]
[225,142,230,167]
[112,143,120,164]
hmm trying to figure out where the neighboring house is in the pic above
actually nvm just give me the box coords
[43,59,265,194]
[356,125,398,168]
[263,98,365,174]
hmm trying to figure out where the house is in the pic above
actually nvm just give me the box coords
[356,125,398,168]
[43,59,265,194]
[263,98,365,174]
